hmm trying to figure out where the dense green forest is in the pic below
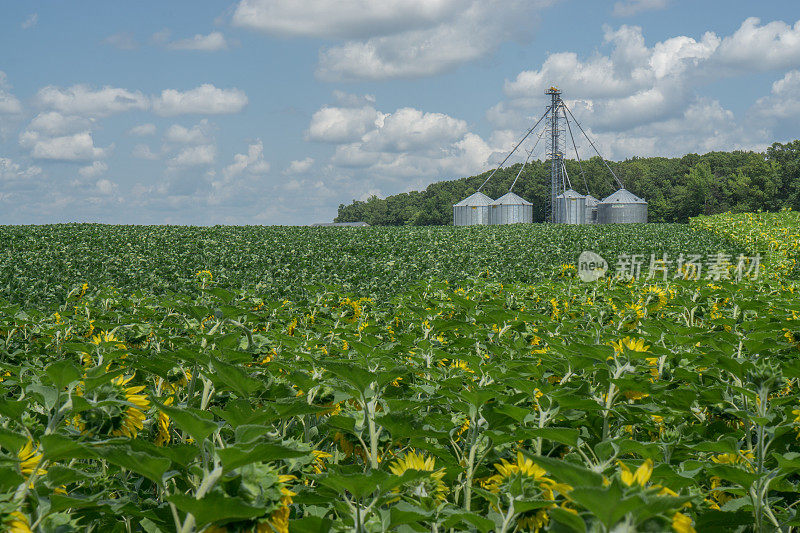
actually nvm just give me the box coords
[336,140,800,225]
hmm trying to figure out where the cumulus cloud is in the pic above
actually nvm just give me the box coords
[313,100,497,181]
[163,120,212,144]
[166,31,228,51]
[95,179,117,195]
[494,17,800,138]
[20,131,108,161]
[79,161,109,178]
[612,0,668,17]
[128,123,156,136]
[307,106,383,143]
[27,112,93,136]
[284,157,314,174]
[231,0,458,39]
[169,144,216,167]
[37,84,148,117]
[0,71,23,115]
[152,84,248,116]
[752,70,800,120]
[221,141,270,180]
[0,157,42,182]
[233,0,557,81]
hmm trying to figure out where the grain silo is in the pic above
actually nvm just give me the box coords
[597,188,648,224]
[584,194,599,224]
[489,192,533,225]
[453,191,493,226]
[554,189,586,224]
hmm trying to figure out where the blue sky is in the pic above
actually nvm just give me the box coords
[1,0,799,224]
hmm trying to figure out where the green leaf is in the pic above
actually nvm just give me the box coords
[96,445,171,484]
[40,434,94,461]
[152,399,219,444]
[549,507,586,532]
[218,442,307,472]
[289,516,334,533]
[167,493,266,528]
[568,485,642,528]
[0,398,29,419]
[529,455,604,488]
[46,360,81,389]
[210,358,262,398]
[527,427,580,447]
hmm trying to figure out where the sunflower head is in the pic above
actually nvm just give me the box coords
[388,450,448,503]
[73,374,149,438]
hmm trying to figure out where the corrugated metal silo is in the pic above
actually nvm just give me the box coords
[489,192,533,225]
[584,194,599,224]
[554,189,586,224]
[453,191,494,226]
[597,188,648,224]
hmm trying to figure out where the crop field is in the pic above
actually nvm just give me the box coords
[1,212,799,532]
[0,223,743,308]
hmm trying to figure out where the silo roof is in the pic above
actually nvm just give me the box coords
[599,188,646,204]
[491,192,532,206]
[584,194,599,206]
[555,188,585,199]
[454,191,494,206]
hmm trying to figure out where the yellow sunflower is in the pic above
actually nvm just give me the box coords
[2,512,32,533]
[111,375,149,438]
[388,450,447,501]
[18,440,46,477]
[484,452,571,532]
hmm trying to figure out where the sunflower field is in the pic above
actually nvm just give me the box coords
[1,215,799,532]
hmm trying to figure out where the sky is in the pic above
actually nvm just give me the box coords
[1,0,799,225]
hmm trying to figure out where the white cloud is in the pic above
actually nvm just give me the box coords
[163,120,212,144]
[132,144,160,160]
[715,18,800,73]
[20,131,108,161]
[152,84,248,116]
[128,123,156,136]
[79,161,108,178]
[96,179,117,195]
[221,141,270,180]
[495,17,800,136]
[37,84,148,117]
[0,71,23,115]
[231,0,458,39]
[752,70,800,120]
[169,144,216,167]
[27,112,93,136]
[360,107,468,153]
[284,157,314,174]
[314,100,497,181]
[307,106,383,143]
[0,157,42,182]
[21,13,38,29]
[233,0,557,81]
[103,32,138,50]
[167,31,228,51]
[612,0,668,17]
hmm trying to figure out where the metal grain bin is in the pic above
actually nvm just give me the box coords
[489,192,533,225]
[584,194,599,224]
[453,191,494,226]
[597,188,648,224]
[554,189,586,224]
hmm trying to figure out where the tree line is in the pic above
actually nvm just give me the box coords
[335,140,800,225]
